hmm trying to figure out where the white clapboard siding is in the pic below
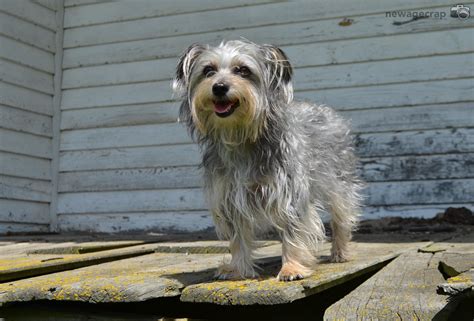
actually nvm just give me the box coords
[62,28,474,89]
[59,101,473,133]
[0,59,54,94]
[0,222,49,234]
[0,128,52,158]
[360,153,474,182]
[364,204,474,219]
[59,144,201,172]
[58,166,203,193]
[0,105,52,137]
[60,78,474,112]
[366,179,474,206]
[0,35,55,73]
[0,0,60,233]
[0,152,51,180]
[0,175,52,203]
[57,211,214,233]
[57,189,207,214]
[60,123,189,151]
[298,79,474,110]
[0,0,57,31]
[56,1,474,232]
[0,11,56,52]
[60,102,178,130]
[346,102,474,134]
[59,125,474,157]
[64,0,281,27]
[0,82,53,115]
[62,12,474,68]
[295,53,474,91]
[64,2,472,49]
[356,128,474,157]
[63,27,474,70]
[63,0,464,44]
[0,199,50,224]
[61,81,172,110]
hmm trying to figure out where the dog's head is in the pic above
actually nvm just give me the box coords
[173,40,293,145]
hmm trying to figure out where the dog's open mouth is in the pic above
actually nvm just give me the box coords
[213,100,240,118]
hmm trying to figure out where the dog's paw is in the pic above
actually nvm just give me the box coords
[215,264,242,280]
[330,249,349,263]
[277,263,309,282]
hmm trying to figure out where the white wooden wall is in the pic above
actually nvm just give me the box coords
[4,0,472,234]
[0,0,63,233]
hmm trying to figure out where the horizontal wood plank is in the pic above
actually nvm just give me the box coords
[59,144,200,171]
[0,82,53,115]
[58,211,213,233]
[366,179,474,206]
[0,36,54,73]
[60,102,178,130]
[363,203,474,219]
[0,0,57,30]
[0,151,51,180]
[360,153,474,182]
[64,0,274,26]
[0,105,52,137]
[57,188,206,214]
[62,17,474,68]
[298,78,474,110]
[0,222,49,235]
[64,1,472,52]
[61,81,171,110]
[60,123,189,151]
[0,11,56,52]
[58,166,202,192]
[0,128,52,158]
[356,128,474,157]
[346,102,474,134]
[0,175,52,203]
[0,199,50,224]
[295,53,474,91]
[63,28,474,70]
[32,0,61,11]
[0,59,54,94]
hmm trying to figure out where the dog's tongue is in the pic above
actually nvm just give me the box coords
[214,101,234,113]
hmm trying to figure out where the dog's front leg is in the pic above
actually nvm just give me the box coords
[215,224,258,280]
[278,231,314,281]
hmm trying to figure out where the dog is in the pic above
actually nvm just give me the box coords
[173,40,363,281]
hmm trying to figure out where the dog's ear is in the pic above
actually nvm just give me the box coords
[261,44,293,103]
[173,43,205,96]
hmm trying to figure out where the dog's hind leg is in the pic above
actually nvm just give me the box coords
[329,191,360,262]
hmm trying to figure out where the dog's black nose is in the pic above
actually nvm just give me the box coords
[212,83,229,97]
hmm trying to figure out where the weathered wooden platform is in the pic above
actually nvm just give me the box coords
[0,231,472,320]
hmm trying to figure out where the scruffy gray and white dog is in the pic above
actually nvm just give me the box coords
[173,40,363,281]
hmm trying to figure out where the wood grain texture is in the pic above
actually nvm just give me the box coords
[64,1,470,48]
[0,0,57,30]
[180,242,428,305]
[0,151,51,180]
[0,36,54,73]
[325,240,474,320]
[0,128,52,158]
[0,175,52,203]
[0,11,56,52]
[57,211,213,233]
[0,82,53,116]
[0,59,54,94]
[0,199,50,224]
[57,188,206,214]
[0,105,52,137]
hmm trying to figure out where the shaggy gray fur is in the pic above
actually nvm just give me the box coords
[173,40,363,281]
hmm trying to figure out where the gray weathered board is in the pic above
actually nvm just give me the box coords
[324,234,474,320]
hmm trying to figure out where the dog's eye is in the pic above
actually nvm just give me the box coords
[203,66,216,77]
[234,66,251,77]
